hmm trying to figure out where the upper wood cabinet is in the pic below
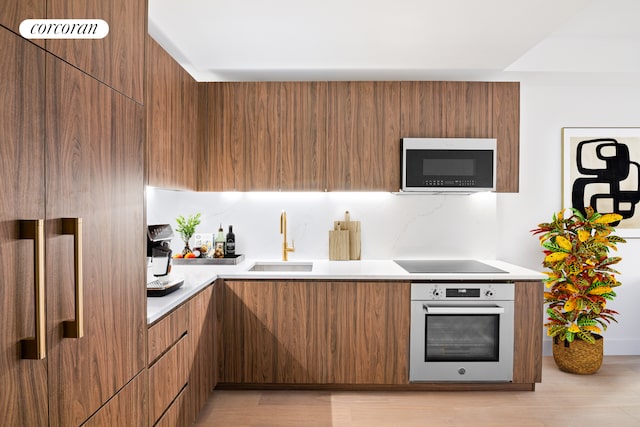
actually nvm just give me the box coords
[146,36,200,191]
[200,80,518,192]
[400,81,519,192]
[200,82,328,191]
[280,82,328,191]
[1,0,145,102]
[400,81,492,137]
[326,82,401,191]
[492,82,520,193]
[45,0,146,103]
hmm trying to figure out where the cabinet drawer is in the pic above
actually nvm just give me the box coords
[154,384,189,427]
[148,303,189,364]
[149,335,189,425]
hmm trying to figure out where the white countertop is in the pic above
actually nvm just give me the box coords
[146,258,544,325]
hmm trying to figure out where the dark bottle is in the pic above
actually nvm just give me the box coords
[225,225,236,256]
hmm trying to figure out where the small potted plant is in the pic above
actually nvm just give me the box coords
[531,207,625,374]
[175,213,201,256]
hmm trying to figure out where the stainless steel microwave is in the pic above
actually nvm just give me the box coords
[401,138,497,192]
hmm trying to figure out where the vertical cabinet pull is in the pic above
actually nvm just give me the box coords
[19,219,46,360]
[62,218,84,339]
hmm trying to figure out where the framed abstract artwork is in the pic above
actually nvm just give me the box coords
[562,127,640,237]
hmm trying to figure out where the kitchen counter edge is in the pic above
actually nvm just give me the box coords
[147,259,544,325]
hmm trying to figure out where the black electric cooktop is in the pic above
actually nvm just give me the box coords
[394,259,507,274]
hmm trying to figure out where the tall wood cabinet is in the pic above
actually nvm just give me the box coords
[0,26,146,426]
[0,24,48,427]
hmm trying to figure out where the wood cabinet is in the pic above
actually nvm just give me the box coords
[400,81,519,192]
[201,82,328,191]
[279,82,328,191]
[45,0,146,103]
[83,370,148,427]
[1,0,145,103]
[146,36,200,190]
[46,53,146,427]
[513,281,544,384]
[220,280,410,385]
[220,279,542,389]
[0,26,146,427]
[326,281,409,384]
[147,283,217,427]
[0,25,48,427]
[326,82,401,191]
[187,284,218,421]
[492,82,520,193]
[200,80,518,192]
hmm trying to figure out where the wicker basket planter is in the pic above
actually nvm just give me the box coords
[552,335,603,374]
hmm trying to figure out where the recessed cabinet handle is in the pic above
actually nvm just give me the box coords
[19,219,46,360]
[61,218,83,339]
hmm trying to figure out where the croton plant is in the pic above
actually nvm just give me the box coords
[531,207,625,344]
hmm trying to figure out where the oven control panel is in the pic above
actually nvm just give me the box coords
[411,282,514,301]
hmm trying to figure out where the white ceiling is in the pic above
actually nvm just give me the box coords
[148,0,640,82]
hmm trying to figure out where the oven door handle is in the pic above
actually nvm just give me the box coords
[423,304,505,315]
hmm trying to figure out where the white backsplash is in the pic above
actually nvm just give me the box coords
[147,187,498,260]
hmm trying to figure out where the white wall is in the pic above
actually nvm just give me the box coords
[497,72,640,355]
[147,189,498,260]
[148,73,640,356]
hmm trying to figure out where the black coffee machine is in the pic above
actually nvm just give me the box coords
[146,224,183,296]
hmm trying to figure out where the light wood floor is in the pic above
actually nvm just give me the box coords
[194,356,640,427]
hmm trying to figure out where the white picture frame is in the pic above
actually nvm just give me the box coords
[562,127,640,238]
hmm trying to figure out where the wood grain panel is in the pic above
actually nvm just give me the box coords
[327,82,401,191]
[199,83,232,191]
[222,281,277,383]
[146,35,199,190]
[149,335,189,426]
[45,0,145,102]
[243,82,280,191]
[492,82,520,192]
[155,385,190,427]
[45,55,146,427]
[148,302,189,365]
[279,82,328,191]
[0,26,48,427]
[274,281,329,383]
[187,284,216,421]
[0,0,45,47]
[445,82,492,138]
[513,281,544,384]
[83,370,148,427]
[399,81,446,137]
[328,282,409,384]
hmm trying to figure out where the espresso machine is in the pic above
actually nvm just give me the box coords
[146,224,184,296]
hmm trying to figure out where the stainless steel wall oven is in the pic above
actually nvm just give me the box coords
[410,282,514,382]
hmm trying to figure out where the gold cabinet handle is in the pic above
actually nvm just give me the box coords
[61,218,83,339]
[19,219,46,360]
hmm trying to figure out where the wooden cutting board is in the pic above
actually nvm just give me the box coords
[329,223,349,260]
[333,211,361,260]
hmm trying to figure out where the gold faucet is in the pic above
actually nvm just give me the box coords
[280,210,295,261]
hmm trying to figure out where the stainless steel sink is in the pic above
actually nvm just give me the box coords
[248,261,313,272]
